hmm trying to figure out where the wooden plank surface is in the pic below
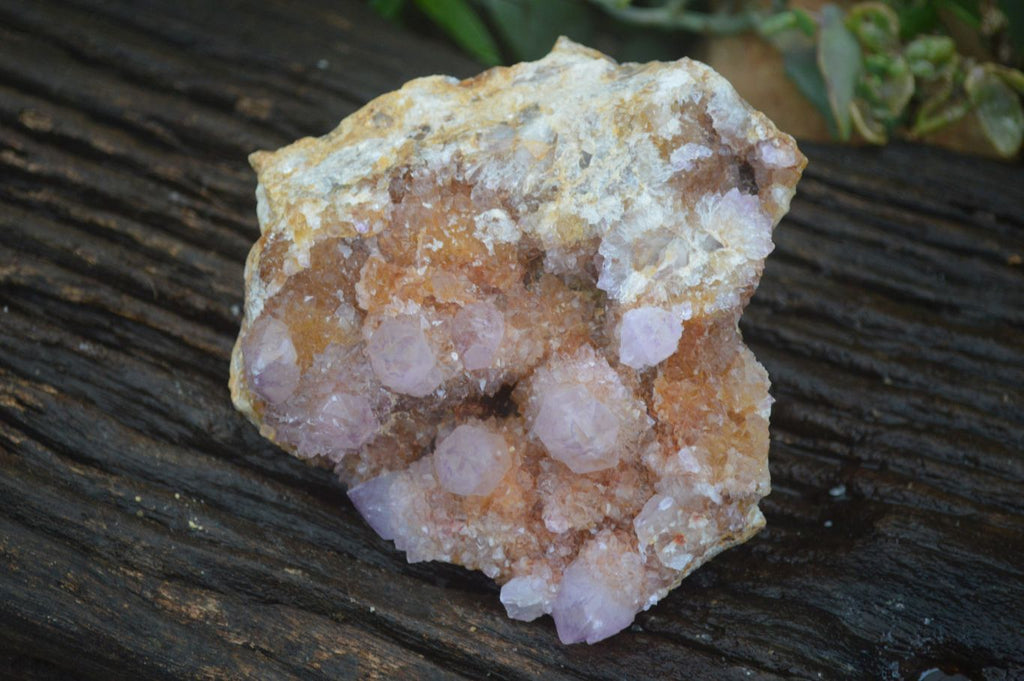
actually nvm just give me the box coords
[1,1,1023,679]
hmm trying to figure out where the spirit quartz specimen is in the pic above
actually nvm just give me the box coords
[230,38,805,644]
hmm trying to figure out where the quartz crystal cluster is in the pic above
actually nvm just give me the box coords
[230,38,805,644]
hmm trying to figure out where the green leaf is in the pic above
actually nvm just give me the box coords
[860,54,915,120]
[784,47,839,138]
[846,2,901,53]
[989,64,1024,96]
[850,97,888,143]
[370,0,406,21]
[480,0,594,62]
[966,65,1024,157]
[913,86,970,136]
[793,9,817,37]
[904,35,956,79]
[758,9,815,38]
[414,0,502,66]
[818,4,863,140]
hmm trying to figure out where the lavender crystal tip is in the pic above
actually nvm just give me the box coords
[229,37,805,644]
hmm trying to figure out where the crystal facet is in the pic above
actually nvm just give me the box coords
[618,306,687,370]
[243,316,300,405]
[433,423,511,497]
[533,385,620,474]
[367,315,441,397]
[452,301,505,371]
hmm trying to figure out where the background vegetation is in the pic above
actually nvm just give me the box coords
[371,0,1024,158]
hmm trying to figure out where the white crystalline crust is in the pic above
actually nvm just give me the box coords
[229,38,805,645]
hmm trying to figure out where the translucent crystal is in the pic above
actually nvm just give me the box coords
[347,472,399,541]
[231,37,805,645]
[533,384,620,474]
[452,301,504,371]
[243,316,300,404]
[500,574,553,622]
[551,532,644,644]
[669,143,714,172]
[366,315,441,397]
[433,423,511,496]
[618,306,685,370]
[634,493,695,570]
[701,188,774,261]
[314,393,379,453]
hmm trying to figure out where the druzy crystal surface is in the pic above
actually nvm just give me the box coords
[230,38,805,644]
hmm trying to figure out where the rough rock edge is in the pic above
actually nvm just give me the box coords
[229,37,805,640]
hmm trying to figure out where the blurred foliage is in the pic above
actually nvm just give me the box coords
[760,0,1024,154]
[371,0,1024,157]
[369,0,701,64]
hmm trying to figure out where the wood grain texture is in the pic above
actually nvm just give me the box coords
[1,1,1022,679]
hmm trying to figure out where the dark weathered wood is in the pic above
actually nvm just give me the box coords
[1,1,1022,679]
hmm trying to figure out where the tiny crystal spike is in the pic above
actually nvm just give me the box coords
[230,38,805,643]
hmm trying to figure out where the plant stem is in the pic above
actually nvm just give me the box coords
[590,0,757,35]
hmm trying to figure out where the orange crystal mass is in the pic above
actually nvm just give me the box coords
[230,38,805,644]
